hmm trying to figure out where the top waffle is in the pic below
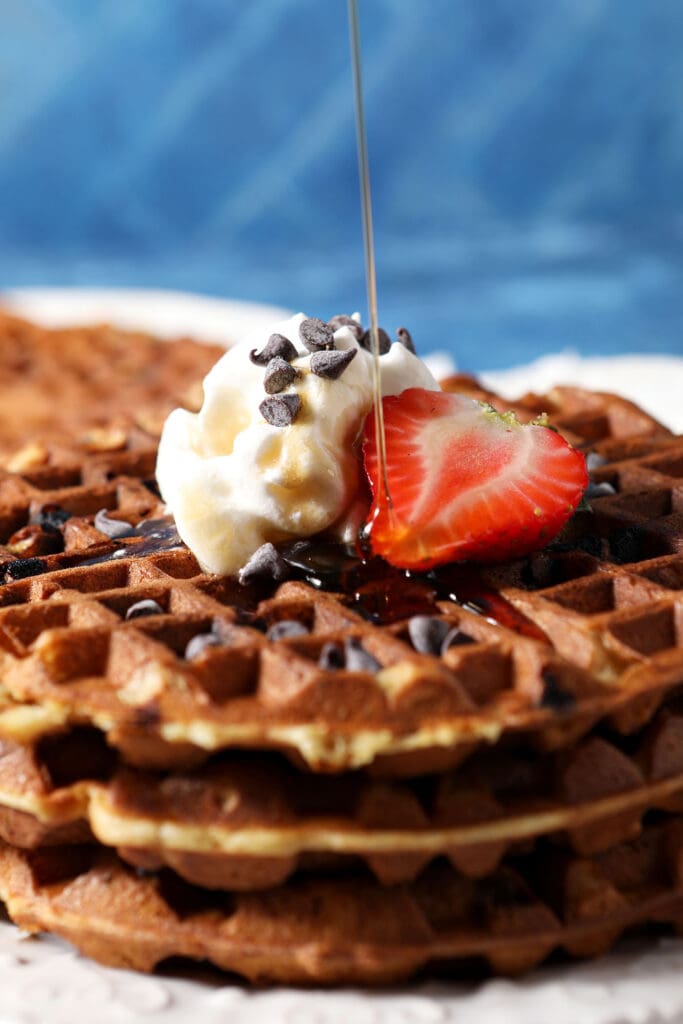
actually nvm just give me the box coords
[0,315,682,776]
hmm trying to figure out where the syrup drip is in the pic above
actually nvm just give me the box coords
[278,538,548,638]
[279,539,438,624]
[347,0,393,552]
[55,517,544,639]
[81,515,183,566]
[427,564,548,641]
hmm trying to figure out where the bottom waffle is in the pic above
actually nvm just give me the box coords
[2,819,683,984]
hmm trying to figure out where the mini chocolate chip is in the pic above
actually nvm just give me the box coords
[143,478,162,499]
[259,394,301,427]
[441,626,475,652]
[310,348,357,380]
[4,557,45,582]
[586,452,608,471]
[318,642,345,670]
[540,669,575,712]
[408,615,449,655]
[250,333,298,366]
[238,543,290,584]
[344,636,382,672]
[267,620,309,641]
[185,633,222,660]
[299,318,335,352]
[396,326,415,353]
[125,599,164,620]
[327,314,364,341]
[264,356,299,394]
[585,481,616,498]
[32,505,71,533]
[94,509,136,539]
[360,327,391,355]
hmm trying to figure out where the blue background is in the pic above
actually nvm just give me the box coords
[1,0,682,369]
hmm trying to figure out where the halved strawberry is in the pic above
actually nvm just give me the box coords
[362,388,588,569]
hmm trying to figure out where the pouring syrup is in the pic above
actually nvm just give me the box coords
[343,12,547,640]
[347,0,397,553]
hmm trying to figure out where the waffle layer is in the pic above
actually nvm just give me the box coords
[2,818,683,983]
[2,698,683,889]
[0,405,681,773]
[0,312,223,462]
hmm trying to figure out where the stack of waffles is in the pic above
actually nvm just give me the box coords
[0,311,682,983]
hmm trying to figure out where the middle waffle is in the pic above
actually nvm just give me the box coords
[2,691,683,890]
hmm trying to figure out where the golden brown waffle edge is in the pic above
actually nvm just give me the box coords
[2,818,683,983]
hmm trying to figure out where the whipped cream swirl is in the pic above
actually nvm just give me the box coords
[156,313,439,576]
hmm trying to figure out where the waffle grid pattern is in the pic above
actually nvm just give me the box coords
[1,321,683,983]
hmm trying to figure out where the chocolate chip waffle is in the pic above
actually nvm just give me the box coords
[2,817,683,983]
[2,313,683,984]
[2,702,683,891]
[1,417,683,776]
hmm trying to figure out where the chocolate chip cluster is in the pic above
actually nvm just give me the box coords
[252,316,416,428]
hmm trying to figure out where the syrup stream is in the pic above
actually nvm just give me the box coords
[347,0,392,539]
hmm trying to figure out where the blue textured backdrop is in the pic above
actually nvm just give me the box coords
[0,0,682,368]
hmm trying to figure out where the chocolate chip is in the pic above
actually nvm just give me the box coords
[238,543,290,585]
[259,394,301,427]
[586,453,608,471]
[250,333,298,366]
[360,327,391,355]
[125,599,164,620]
[185,633,222,660]
[299,318,335,352]
[396,326,415,353]
[585,481,616,499]
[32,504,71,533]
[441,626,475,652]
[4,557,45,582]
[328,314,364,341]
[408,615,449,655]
[310,348,357,380]
[318,642,345,670]
[344,636,381,672]
[264,357,299,394]
[267,620,309,641]
[94,509,136,539]
[540,669,575,712]
[143,478,162,499]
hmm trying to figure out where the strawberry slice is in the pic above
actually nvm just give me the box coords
[362,388,588,569]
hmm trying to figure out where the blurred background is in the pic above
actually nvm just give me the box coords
[0,0,682,369]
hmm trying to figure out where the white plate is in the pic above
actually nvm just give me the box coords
[1,287,683,1024]
[0,287,291,348]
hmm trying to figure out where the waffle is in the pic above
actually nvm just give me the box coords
[0,311,223,464]
[0,384,681,776]
[3,817,683,983]
[2,695,683,890]
[1,313,683,984]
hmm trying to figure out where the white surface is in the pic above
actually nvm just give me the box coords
[0,287,290,347]
[483,351,683,434]
[0,287,682,1024]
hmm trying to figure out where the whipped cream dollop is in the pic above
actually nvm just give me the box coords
[156,313,439,576]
